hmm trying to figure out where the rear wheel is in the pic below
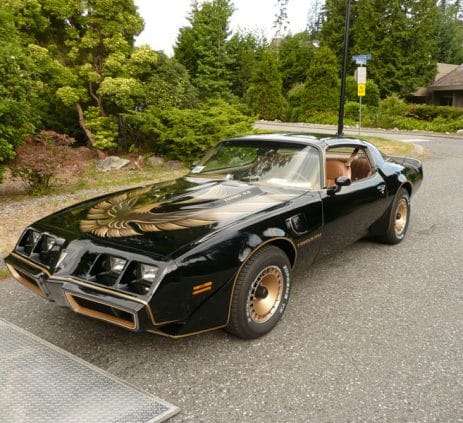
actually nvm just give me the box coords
[379,188,410,244]
[225,246,291,339]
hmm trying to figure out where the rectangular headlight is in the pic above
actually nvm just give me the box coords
[43,236,56,252]
[30,230,41,245]
[109,256,127,273]
[139,264,158,282]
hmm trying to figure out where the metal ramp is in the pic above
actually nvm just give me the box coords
[0,319,179,422]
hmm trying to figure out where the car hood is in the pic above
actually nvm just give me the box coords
[36,177,300,258]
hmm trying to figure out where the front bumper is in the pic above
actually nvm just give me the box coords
[5,252,159,332]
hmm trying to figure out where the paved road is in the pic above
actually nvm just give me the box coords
[254,120,463,144]
[1,137,462,422]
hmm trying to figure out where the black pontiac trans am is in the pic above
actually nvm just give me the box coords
[5,134,423,339]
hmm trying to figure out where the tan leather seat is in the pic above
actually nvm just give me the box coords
[351,158,372,181]
[326,159,351,187]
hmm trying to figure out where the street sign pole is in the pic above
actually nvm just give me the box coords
[359,95,362,135]
[355,66,367,135]
[337,0,352,136]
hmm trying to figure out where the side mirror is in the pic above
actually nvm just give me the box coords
[335,176,351,187]
[328,176,351,195]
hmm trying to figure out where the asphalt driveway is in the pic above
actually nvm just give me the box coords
[0,137,461,422]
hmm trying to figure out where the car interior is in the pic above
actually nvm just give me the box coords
[325,147,373,187]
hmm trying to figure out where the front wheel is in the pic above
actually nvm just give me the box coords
[379,187,410,244]
[225,246,291,339]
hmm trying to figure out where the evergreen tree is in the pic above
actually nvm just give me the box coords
[246,49,288,120]
[175,0,234,99]
[352,0,438,96]
[435,2,463,64]
[321,0,439,96]
[226,31,266,98]
[302,46,339,112]
[307,0,325,38]
[278,31,315,91]
[320,0,357,64]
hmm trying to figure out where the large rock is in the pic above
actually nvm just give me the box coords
[164,160,183,171]
[95,156,130,172]
[456,129,463,134]
[146,155,165,167]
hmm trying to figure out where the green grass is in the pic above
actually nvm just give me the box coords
[359,136,415,156]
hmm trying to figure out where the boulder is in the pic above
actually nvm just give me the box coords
[95,156,130,172]
[146,155,165,167]
[456,129,463,134]
[164,160,183,171]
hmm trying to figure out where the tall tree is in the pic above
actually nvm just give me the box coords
[302,46,339,112]
[274,0,290,38]
[353,0,438,96]
[435,1,463,64]
[175,0,234,99]
[320,0,357,63]
[246,48,288,120]
[226,31,266,98]
[307,0,325,38]
[0,6,38,181]
[321,0,439,96]
[278,31,315,91]
[8,0,144,149]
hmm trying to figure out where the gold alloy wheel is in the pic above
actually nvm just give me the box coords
[247,265,283,323]
[394,198,408,238]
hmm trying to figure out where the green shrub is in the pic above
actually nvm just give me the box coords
[407,104,463,121]
[346,76,380,107]
[379,96,409,117]
[84,107,118,150]
[125,100,254,163]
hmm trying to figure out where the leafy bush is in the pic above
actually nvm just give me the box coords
[10,131,84,194]
[407,104,463,121]
[125,100,254,163]
[84,107,119,150]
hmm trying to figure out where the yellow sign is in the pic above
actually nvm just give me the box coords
[358,83,366,97]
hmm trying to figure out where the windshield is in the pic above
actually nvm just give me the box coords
[190,141,321,190]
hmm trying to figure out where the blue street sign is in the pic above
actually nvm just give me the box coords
[352,54,372,65]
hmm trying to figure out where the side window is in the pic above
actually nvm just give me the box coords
[325,146,373,187]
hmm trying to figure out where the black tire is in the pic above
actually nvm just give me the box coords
[225,245,291,339]
[379,187,410,244]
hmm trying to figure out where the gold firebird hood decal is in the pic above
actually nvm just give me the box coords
[80,185,297,238]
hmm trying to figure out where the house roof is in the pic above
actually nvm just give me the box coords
[413,63,460,96]
[435,63,459,82]
[430,64,463,91]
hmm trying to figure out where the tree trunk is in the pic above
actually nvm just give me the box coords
[76,102,95,148]
[89,81,106,116]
